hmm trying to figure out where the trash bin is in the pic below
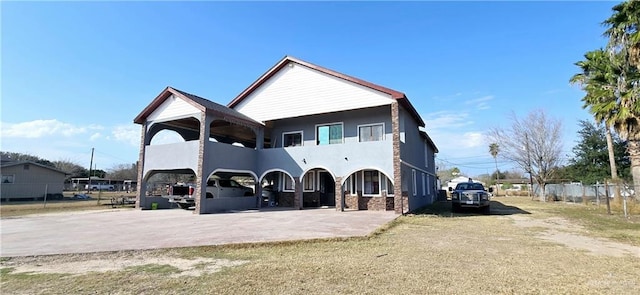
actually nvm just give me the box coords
[151,202,158,210]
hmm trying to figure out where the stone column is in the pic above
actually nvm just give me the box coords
[334,176,343,211]
[135,123,148,209]
[194,113,212,214]
[293,177,302,209]
[391,102,403,214]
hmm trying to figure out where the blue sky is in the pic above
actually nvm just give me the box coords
[1,1,616,176]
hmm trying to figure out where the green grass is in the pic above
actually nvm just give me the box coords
[1,197,639,294]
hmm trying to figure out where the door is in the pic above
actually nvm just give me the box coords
[319,172,335,206]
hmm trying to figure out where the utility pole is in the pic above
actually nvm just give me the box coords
[88,148,94,193]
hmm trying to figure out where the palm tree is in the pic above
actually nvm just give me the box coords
[489,143,500,196]
[570,50,620,186]
[601,1,640,199]
[604,0,640,69]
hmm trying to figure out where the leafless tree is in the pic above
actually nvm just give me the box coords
[488,109,563,202]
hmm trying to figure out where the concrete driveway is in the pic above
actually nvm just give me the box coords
[0,208,398,257]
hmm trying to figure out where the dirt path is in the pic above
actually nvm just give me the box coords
[507,215,640,258]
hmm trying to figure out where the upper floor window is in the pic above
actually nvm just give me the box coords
[358,123,384,142]
[283,131,303,147]
[316,123,343,145]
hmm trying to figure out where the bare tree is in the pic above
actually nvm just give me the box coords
[107,163,138,181]
[488,109,563,202]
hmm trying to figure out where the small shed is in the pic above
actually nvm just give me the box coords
[1,161,68,201]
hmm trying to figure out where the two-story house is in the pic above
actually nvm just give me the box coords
[134,56,438,214]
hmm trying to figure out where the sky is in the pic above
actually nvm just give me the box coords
[1,1,618,177]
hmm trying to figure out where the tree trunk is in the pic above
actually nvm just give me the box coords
[540,182,546,202]
[605,126,619,179]
[628,138,640,201]
[605,126,621,199]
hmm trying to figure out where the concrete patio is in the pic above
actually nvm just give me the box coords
[0,208,398,257]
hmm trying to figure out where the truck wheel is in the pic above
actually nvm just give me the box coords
[482,205,491,215]
[206,193,213,199]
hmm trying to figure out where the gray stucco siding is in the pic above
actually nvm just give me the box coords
[258,140,393,182]
[269,105,393,148]
[142,141,201,176]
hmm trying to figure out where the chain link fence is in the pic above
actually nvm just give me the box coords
[534,181,638,217]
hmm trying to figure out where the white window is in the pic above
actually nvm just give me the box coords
[283,131,303,147]
[381,175,394,196]
[412,169,417,196]
[363,170,380,195]
[303,171,315,192]
[316,123,343,145]
[422,173,426,196]
[281,173,294,192]
[348,173,359,195]
[2,175,15,184]
[358,123,384,142]
[425,144,429,168]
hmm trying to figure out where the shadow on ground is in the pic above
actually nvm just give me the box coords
[412,199,531,217]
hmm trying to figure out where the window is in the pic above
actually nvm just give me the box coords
[23,164,29,170]
[283,131,303,147]
[426,175,431,195]
[348,173,359,194]
[380,174,394,196]
[303,171,315,192]
[363,170,380,195]
[316,123,343,145]
[422,173,426,196]
[281,173,294,192]
[412,169,417,196]
[358,123,384,142]
[2,175,14,184]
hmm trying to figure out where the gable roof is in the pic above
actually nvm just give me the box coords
[0,161,69,175]
[134,87,263,127]
[227,56,425,127]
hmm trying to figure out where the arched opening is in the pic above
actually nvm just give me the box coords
[143,168,197,210]
[260,170,294,208]
[210,119,257,148]
[302,168,335,208]
[343,169,394,211]
[150,130,185,145]
[147,117,201,145]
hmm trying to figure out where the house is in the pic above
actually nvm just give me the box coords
[0,161,68,201]
[134,56,438,214]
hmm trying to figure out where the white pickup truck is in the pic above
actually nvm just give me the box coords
[85,183,115,191]
[168,179,254,209]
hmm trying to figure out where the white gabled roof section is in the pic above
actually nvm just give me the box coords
[147,94,201,122]
[234,63,394,122]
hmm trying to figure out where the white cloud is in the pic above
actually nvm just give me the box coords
[424,111,473,130]
[464,95,494,110]
[111,125,141,147]
[1,119,101,138]
[89,133,103,141]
